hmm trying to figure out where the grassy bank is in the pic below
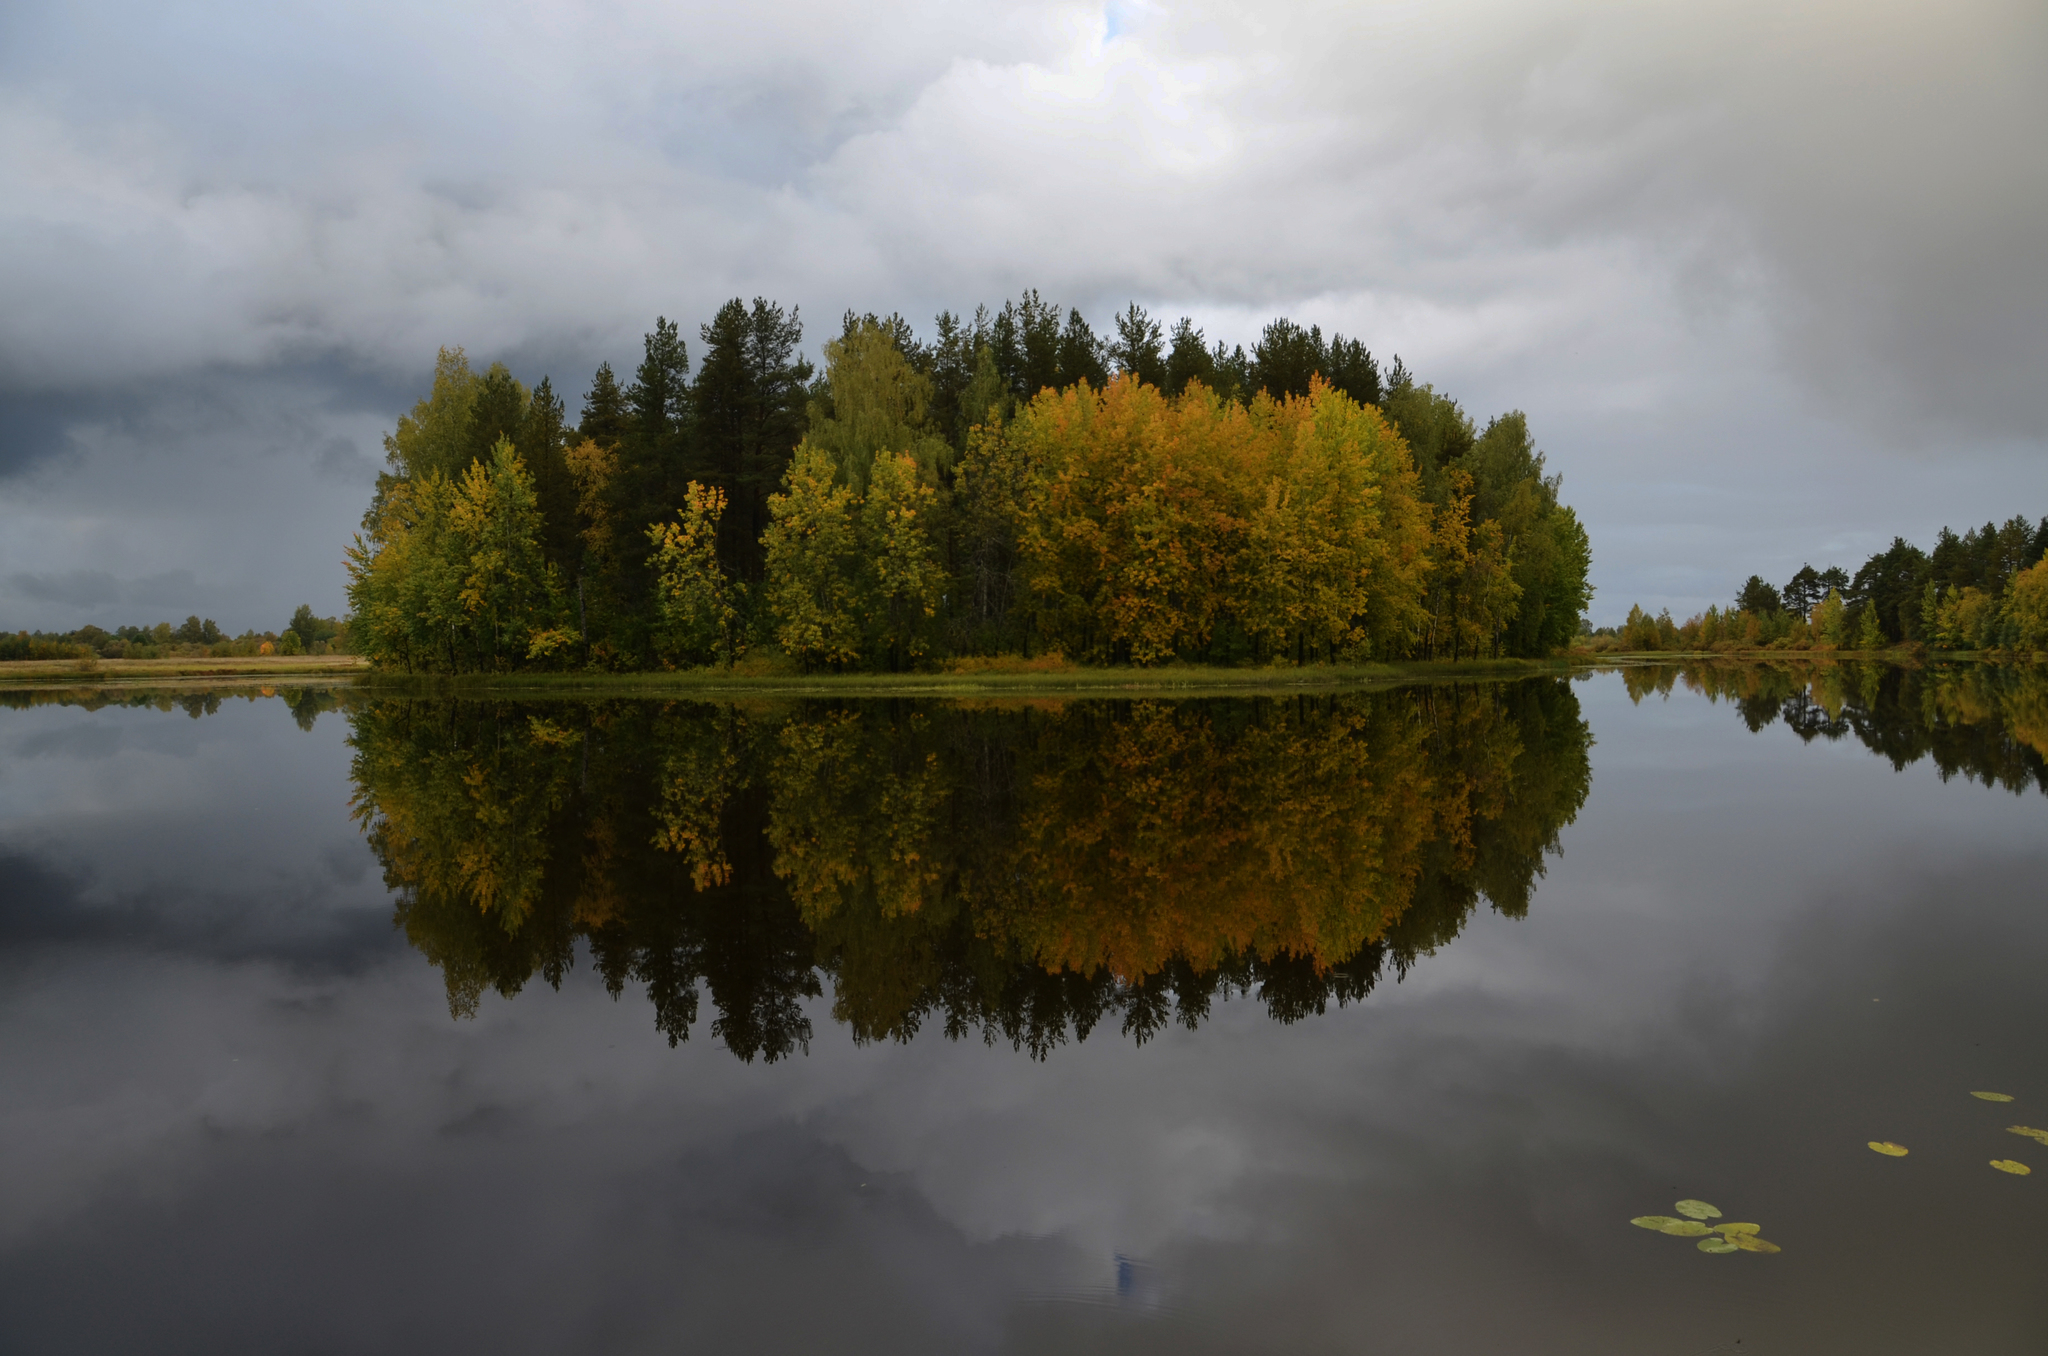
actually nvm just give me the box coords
[1575,645,2041,666]
[16,647,2024,701]
[346,655,1593,698]
[0,654,370,691]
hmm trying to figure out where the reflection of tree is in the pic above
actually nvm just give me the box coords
[0,686,350,723]
[346,683,1594,1060]
[1647,659,2048,795]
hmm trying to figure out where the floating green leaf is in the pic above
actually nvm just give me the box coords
[1630,1216,1682,1230]
[1658,1219,1712,1237]
[1712,1222,1762,1237]
[1697,1236,1739,1254]
[1673,1199,1722,1220]
[1989,1159,2031,1175]
[1971,1091,2015,1102]
[1732,1235,1782,1254]
[2006,1126,2048,1145]
[1867,1141,1909,1157]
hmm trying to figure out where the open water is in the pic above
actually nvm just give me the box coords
[1,665,2043,1353]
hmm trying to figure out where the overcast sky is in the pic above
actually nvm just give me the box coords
[2,0,2042,632]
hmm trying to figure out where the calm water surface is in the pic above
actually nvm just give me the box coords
[1,667,2044,1353]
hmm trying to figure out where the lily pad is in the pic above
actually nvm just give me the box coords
[1674,1199,1722,1220]
[1712,1222,1762,1237]
[1971,1091,2015,1102]
[2006,1126,2048,1145]
[1658,1219,1712,1237]
[1697,1236,1739,1254]
[1732,1235,1782,1254]
[1989,1159,2031,1175]
[1630,1216,1682,1230]
[1868,1141,1909,1157]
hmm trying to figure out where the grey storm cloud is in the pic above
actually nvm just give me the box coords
[1,0,2043,631]
[7,569,197,610]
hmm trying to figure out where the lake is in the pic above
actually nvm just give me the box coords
[2,665,2044,1353]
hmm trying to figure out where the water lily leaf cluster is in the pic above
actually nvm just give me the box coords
[1630,1201,1779,1256]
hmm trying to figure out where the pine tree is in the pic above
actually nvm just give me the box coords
[694,298,811,578]
[1249,317,1326,400]
[520,376,577,572]
[1163,318,1215,397]
[1323,335,1381,407]
[463,363,529,469]
[579,361,629,446]
[1109,303,1167,389]
[925,310,978,450]
[1055,307,1107,391]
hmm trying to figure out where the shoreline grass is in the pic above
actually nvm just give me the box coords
[343,655,1592,698]
[0,655,370,691]
[2,646,2029,699]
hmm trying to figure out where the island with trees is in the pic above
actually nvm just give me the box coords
[343,294,1594,675]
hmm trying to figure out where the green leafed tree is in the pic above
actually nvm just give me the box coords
[805,319,952,492]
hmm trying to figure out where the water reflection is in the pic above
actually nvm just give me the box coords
[0,685,347,730]
[344,684,1594,1059]
[1626,660,2048,796]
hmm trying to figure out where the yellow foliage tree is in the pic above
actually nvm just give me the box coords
[2002,559,2048,651]
[861,450,946,668]
[647,481,740,667]
[762,442,863,669]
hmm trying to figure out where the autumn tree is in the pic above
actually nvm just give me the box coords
[1237,381,1430,662]
[861,451,946,669]
[648,481,740,667]
[762,443,863,669]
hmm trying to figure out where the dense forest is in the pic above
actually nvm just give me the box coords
[1596,516,2048,654]
[346,684,1592,1058]
[0,606,346,662]
[345,295,1593,672]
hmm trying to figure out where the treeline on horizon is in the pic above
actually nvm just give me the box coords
[1591,514,2048,655]
[345,293,1592,673]
[0,606,346,663]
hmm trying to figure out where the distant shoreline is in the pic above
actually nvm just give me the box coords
[0,648,2036,698]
